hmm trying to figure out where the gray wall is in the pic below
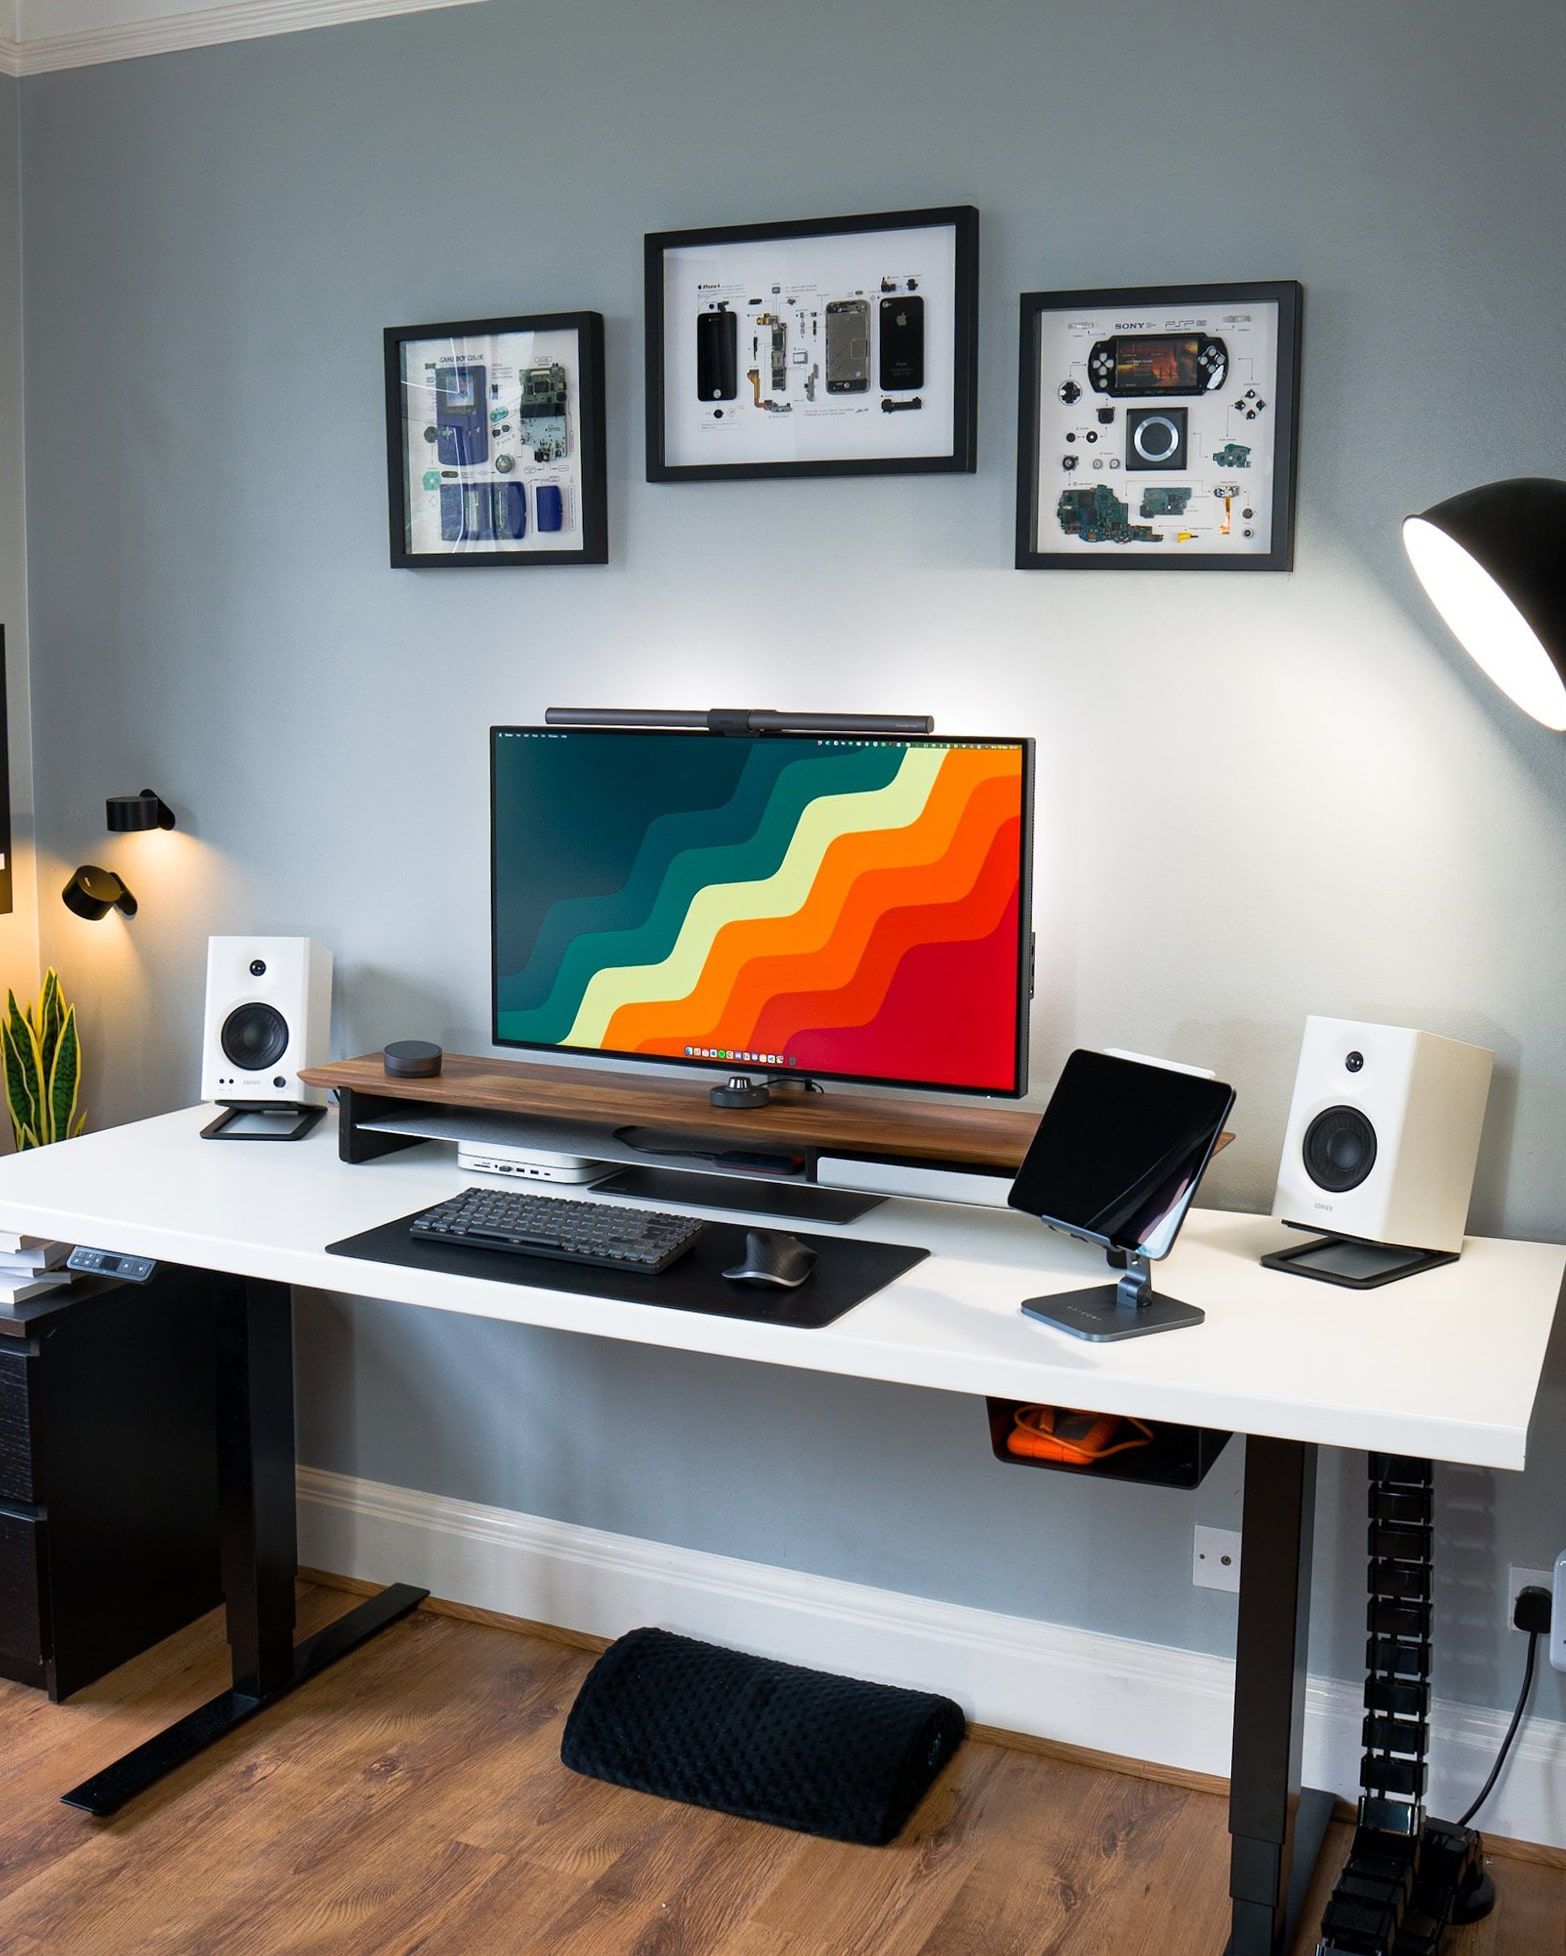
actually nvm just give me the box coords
[0,74,39,1008]
[16,0,1566,1717]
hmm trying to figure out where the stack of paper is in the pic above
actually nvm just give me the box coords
[0,1231,74,1308]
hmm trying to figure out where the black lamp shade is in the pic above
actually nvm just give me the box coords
[106,789,175,832]
[62,865,138,921]
[1403,477,1566,730]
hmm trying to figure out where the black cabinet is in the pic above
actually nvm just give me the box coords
[0,1267,222,1701]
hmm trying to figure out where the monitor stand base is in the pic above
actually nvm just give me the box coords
[1020,1251,1205,1342]
[710,1075,771,1109]
[709,1073,826,1109]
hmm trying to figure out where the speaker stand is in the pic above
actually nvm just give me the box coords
[1261,1235,1459,1289]
[202,1103,327,1143]
[1021,1250,1205,1342]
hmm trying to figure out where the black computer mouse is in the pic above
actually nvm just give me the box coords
[723,1230,818,1289]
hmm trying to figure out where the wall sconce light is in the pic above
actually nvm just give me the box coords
[1403,477,1566,730]
[62,865,138,921]
[106,789,176,832]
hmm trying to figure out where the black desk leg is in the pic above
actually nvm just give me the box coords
[1226,1436,1335,1956]
[219,1273,300,1692]
[62,1275,427,1818]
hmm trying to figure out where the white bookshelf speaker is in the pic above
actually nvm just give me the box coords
[1272,1016,1493,1254]
[201,937,333,1106]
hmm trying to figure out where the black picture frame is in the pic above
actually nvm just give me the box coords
[384,311,607,568]
[645,206,979,482]
[1015,280,1303,572]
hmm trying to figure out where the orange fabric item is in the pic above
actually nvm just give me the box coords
[1006,1404,1155,1466]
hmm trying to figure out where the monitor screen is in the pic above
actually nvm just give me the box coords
[1008,1050,1234,1258]
[491,726,1033,1095]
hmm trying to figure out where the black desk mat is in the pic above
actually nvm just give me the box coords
[326,1209,929,1331]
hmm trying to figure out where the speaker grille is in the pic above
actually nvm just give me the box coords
[221,1002,289,1073]
[1303,1105,1378,1193]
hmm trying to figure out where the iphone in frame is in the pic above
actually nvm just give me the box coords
[384,310,608,568]
[645,206,978,481]
[1014,281,1302,571]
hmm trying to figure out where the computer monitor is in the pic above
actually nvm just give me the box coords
[491,725,1034,1097]
[1008,1049,1235,1340]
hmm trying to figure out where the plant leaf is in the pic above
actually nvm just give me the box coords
[47,1005,80,1148]
[0,1016,21,1150]
[2,1008,40,1146]
[38,969,63,1073]
[23,1012,48,1142]
[2,1046,34,1151]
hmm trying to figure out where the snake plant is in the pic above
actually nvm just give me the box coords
[3,969,86,1151]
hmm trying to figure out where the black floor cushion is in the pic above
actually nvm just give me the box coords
[560,1627,966,1847]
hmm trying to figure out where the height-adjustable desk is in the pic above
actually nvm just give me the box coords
[0,1104,1559,1956]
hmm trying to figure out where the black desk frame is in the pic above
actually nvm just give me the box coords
[58,1273,1332,1954]
[62,1276,426,1817]
[1228,1436,1335,1955]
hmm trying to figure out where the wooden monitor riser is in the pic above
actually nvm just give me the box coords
[302,1052,1042,1172]
[301,1052,1235,1176]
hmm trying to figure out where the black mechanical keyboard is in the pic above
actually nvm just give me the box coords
[409,1186,708,1275]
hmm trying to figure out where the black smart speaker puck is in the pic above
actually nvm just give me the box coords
[384,1040,443,1079]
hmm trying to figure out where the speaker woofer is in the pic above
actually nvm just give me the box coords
[1303,1105,1378,1193]
[221,1002,290,1073]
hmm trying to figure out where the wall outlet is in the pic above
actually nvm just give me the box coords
[1509,1565,1553,1631]
[1553,1551,1566,1674]
[1194,1525,1241,1593]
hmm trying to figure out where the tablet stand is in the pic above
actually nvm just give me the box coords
[1021,1248,1205,1342]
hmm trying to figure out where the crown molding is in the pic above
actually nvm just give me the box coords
[10,0,489,74]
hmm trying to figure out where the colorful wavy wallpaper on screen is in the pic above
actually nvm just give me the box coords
[493,733,1027,1091]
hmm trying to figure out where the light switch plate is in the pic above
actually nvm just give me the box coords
[1194,1525,1241,1593]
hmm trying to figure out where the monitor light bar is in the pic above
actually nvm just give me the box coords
[544,707,936,737]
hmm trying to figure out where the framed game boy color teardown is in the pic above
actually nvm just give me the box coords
[385,312,607,568]
[1016,281,1302,571]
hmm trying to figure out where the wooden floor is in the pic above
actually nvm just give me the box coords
[0,1587,1561,1955]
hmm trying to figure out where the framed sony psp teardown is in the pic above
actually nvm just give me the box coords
[1015,281,1302,571]
[384,311,607,567]
[645,206,979,481]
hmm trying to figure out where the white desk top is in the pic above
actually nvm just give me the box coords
[0,1108,1558,1470]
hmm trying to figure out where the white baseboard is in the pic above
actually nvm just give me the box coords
[297,1465,1566,1852]
[7,0,489,75]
